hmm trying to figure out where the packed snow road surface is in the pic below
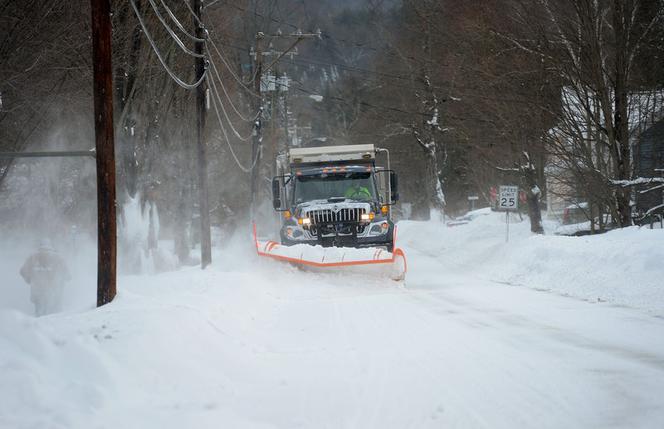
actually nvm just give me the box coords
[2,213,664,428]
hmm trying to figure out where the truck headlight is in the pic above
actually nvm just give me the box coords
[298,217,311,226]
[360,212,375,222]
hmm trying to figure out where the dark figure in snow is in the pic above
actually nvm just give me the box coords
[20,240,70,316]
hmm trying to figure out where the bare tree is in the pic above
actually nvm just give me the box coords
[503,0,664,227]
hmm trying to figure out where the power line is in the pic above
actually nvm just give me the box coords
[203,1,399,55]
[178,0,263,91]
[215,2,299,30]
[217,40,546,107]
[160,0,205,43]
[208,33,443,91]
[207,74,260,173]
[147,0,205,58]
[206,57,255,141]
[206,36,261,97]
[234,53,496,125]
[216,40,436,87]
[177,4,502,143]
[214,39,438,96]
[292,85,496,125]
[206,48,261,122]
[129,0,206,90]
[286,54,539,105]
[290,56,417,84]
[197,0,512,99]
[287,56,544,106]
[181,0,203,28]
[291,85,425,118]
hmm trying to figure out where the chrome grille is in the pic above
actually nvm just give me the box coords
[306,207,366,225]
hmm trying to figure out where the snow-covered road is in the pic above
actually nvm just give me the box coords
[2,216,664,428]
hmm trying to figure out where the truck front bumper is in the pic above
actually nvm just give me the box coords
[280,222,394,249]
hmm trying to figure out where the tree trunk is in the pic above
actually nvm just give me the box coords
[426,152,445,211]
[613,0,632,227]
[523,164,544,234]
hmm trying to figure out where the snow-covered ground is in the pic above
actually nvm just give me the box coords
[2,211,664,428]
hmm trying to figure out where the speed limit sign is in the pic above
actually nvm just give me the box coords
[499,185,519,211]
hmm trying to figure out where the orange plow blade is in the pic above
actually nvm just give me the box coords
[253,224,407,281]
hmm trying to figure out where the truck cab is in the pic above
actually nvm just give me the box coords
[271,144,399,249]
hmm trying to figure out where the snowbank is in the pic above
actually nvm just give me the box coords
[0,268,286,429]
[398,209,664,314]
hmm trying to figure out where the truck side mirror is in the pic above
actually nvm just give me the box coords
[389,171,399,203]
[272,178,281,210]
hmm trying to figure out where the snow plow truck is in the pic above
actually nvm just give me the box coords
[253,144,407,280]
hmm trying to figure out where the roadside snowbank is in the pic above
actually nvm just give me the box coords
[0,267,294,429]
[398,209,664,314]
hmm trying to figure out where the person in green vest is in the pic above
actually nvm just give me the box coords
[344,183,372,200]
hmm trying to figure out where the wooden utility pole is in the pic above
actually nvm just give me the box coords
[250,32,263,218]
[193,0,211,268]
[90,0,117,306]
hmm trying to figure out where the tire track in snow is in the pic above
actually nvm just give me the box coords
[406,288,664,372]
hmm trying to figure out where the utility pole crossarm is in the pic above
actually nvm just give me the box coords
[265,29,322,39]
[0,150,96,159]
[261,38,305,74]
[260,30,321,74]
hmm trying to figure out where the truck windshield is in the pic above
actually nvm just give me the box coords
[293,172,376,203]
